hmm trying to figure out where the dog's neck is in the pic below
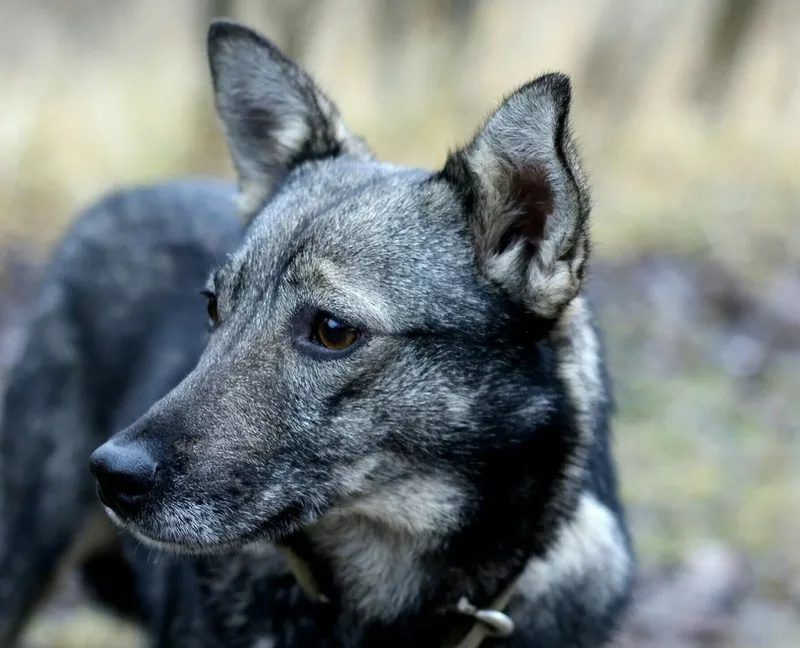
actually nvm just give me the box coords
[280,518,522,647]
[270,452,575,646]
[301,473,474,618]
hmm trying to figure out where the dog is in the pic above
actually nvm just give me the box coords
[0,18,634,648]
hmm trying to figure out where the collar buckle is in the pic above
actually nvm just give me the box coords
[454,596,515,638]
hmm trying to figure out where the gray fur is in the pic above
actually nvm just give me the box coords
[0,18,634,648]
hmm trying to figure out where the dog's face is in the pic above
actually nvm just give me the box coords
[89,20,591,552]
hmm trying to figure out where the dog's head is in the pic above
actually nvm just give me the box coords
[89,20,593,552]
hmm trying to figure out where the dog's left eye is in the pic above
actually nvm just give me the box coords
[310,312,360,350]
[201,289,219,330]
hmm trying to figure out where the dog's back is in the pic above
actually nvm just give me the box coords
[0,178,242,644]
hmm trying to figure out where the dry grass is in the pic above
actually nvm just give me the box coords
[22,609,144,648]
[1,1,799,270]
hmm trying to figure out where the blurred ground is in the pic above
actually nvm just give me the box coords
[1,1,798,646]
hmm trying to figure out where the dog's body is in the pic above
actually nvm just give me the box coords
[0,179,244,642]
[0,20,634,648]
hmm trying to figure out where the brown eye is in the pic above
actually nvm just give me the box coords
[311,313,360,350]
[201,290,219,329]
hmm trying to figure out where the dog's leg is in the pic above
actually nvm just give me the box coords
[0,303,103,645]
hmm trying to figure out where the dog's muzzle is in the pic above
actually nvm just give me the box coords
[89,440,158,519]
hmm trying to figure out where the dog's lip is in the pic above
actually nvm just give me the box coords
[122,527,275,556]
[108,512,305,555]
[100,503,125,528]
[106,519,217,554]
[96,482,114,510]
[127,529,206,553]
[99,495,315,553]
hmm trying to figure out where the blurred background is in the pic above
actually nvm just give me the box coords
[0,1,798,646]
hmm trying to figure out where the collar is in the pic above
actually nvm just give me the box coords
[276,545,521,648]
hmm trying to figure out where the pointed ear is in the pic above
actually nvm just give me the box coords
[439,73,591,319]
[207,19,371,223]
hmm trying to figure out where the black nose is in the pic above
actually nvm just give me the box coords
[89,441,157,519]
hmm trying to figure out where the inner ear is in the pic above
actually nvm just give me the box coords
[498,165,554,255]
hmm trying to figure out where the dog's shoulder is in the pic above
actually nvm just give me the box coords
[51,177,241,276]
[27,177,245,427]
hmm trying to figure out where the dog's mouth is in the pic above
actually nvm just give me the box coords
[104,513,207,555]
[100,495,318,555]
[121,524,248,556]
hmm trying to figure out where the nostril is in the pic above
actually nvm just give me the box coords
[104,465,155,498]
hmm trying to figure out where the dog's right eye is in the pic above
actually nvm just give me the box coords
[201,290,219,330]
[292,308,365,359]
[311,312,360,351]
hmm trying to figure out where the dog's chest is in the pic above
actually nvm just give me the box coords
[161,577,337,647]
[134,547,330,647]
[148,549,432,648]
[197,560,337,647]
[145,552,536,648]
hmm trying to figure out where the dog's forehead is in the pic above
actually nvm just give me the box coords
[225,159,479,290]
[257,160,442,244]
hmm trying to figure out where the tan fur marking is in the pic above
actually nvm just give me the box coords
[551,296,604,499]
[310,258,395,332]
[309,473,466,621]
[516,493,631,610]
